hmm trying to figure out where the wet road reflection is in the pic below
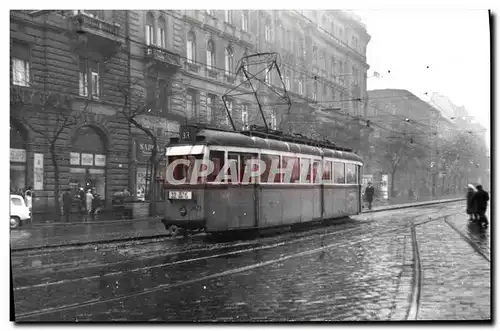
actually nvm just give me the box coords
[12,202,472,321]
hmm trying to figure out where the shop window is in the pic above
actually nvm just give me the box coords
[334,162,345,184]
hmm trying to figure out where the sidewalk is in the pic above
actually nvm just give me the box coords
[362,194,463,214]
[11,196,464,251]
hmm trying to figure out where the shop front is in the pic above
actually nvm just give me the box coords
[69,126,108,202]
[134,139,166,202]
[10,120,27,194]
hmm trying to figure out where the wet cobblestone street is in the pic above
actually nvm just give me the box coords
[11,201,490,322]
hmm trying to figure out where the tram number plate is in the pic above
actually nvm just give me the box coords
[169,191,192,200]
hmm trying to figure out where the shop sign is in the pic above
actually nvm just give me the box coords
[94,154,106,167]
[136,141,166,162]
[10,148,26,163]
[11,87,72,109]
[70,152,80,165]
[81,153,94,166]
[34,153,44,190]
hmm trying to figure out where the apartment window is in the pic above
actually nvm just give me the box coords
[206,94,216,122]
[331,88,336,101]
[11,42,30,87]
[312,91,317,102]
[241,11,248,31]
[265,68,271,84]
[186,89,197,118]
[278,22,285,48]
[241,104,249,130]
[225,10,233,25]
[312,45,317,65]
[157,17,166,48]
[224,98,233,126]
[298,80,303,95]
[298,37,305,59]
[285,73,290,90]
[331,56,335,75]
[225,46,233,75]
[265,19,272,41]
[187,31,196,64]
[145,12,154,46]
[79,57,101,99]
[321,52,326,69]
[352,36,358,49]
[270,112,277,130]
[206,40,215,68]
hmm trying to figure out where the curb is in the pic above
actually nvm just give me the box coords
[28,217,161,228]
[10,233,173,253]
[12,198,463,252]
[361,198,463,214]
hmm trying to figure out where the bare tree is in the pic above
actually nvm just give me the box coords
[118,79,164,216]
[11,99,85,221]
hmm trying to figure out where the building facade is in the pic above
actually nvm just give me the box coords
[10,10,131,219]
[10,10,371,219]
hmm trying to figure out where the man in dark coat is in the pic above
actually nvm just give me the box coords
[364,182,375,210]
[472,185,489,226]
[62,189,73,223]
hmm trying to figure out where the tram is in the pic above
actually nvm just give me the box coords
[162,124,363,236]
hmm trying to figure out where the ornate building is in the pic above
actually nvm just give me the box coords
[10,10,371,219]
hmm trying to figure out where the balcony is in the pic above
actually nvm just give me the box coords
[144,46,181,72]
[68,11,123,54]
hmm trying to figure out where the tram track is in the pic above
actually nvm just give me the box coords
[13,204,458,287]
[15,208,461,321]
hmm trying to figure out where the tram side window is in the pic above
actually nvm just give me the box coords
[323,160,332,183]
[207,150,225,182]
[240,153,259,183]
[282,156,300,183]
[301,158,311,184]
[346,163,356,184]
[261,154,280,183]
[312,160,321,184]
[334,162,345,184]
[226,153,239,183]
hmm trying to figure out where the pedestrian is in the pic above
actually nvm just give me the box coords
[472,185,489,227]
[85,189,93,222]
[24,187,33,213]
[364,182,375,210]
[466,184,477,221]
[62,188,73,223]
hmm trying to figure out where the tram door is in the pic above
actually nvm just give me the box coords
[240,153,260,229]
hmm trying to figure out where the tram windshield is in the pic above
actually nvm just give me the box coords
[167,154,204,183]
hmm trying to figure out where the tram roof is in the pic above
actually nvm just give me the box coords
[172,128,363,163]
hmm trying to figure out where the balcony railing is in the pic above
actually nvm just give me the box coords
[70,11,121,37]
[145,46,181,69]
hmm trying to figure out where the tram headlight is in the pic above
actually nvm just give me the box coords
[179,206,187,216]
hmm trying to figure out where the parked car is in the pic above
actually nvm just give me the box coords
[10,194,31,228]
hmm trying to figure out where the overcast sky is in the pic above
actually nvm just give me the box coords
[354,9,490,149]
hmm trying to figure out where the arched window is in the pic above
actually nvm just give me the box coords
[157,16,166,48]
[241,11,248,31]
[187,31,196,63]
[145,12,154,46]
[298,36,305,59]
[298,80,303,95]
[265,18,272,41]
[206,39,215,68]
[225,46,233,75]
[277,21,285,47]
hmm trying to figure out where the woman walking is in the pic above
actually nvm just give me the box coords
[466,184,477,221]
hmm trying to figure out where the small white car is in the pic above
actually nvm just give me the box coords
[10,194,31,228]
